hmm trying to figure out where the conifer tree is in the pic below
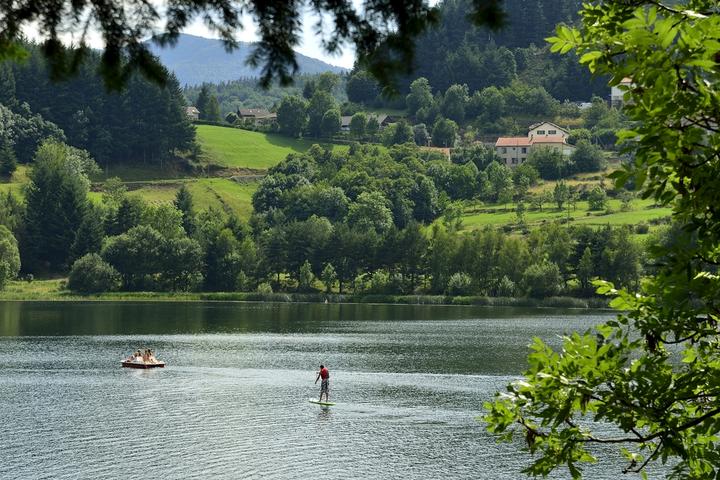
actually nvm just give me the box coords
[174,185,196,236]
[70,204,106,263]
[0,139,17,178]
[24,142,93,272]
[195,84,212,120]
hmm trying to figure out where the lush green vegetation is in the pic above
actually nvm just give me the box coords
[0,136,657,304]
[459,198,670,231]
[108,179,257,219]
[485,1,720,478]
[3,44,193,168]
[184,74,347,115]
[196,125,348,169]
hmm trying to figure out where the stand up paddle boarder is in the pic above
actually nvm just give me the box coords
[315,364,330,403]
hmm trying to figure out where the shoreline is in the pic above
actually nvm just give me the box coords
[0,280,610,309]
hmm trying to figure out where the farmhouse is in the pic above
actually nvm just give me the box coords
[340,113,394,131]
[185,106,200,121]
[610,77,633,108]
[495,122,574,167]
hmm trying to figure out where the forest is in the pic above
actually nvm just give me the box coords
[0,137,652,302]
[0,36,642,302]
[0,43,195,171]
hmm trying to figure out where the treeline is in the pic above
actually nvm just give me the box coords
[184,74,347,116]
[0,139,649,299]
[1,43,195,167]
[349,75,625,144]
[350,0,607,101]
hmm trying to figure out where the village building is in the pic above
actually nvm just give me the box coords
[185,106,200,121]
[610,77,633,108]
[340,113,394,131]
[495,122,574,167]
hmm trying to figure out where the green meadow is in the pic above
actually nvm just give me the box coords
[86,178,257,219]
[196,124,349,169]
[459,198,672,231]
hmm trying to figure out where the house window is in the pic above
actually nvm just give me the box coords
[511,158,518,164]
[521,147,527,154]
[521,157,526,163]
[537,130,545,135]
[501,147,506,154]
[548,129,557,135]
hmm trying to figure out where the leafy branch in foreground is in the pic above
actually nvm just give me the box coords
[485,1,720,478]
[0,0,505,90]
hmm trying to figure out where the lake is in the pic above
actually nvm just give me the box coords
[0,302,656,479]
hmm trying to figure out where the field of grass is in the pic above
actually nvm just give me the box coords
[119,178,258,218]
[0,165,29,197]
[196,125,349,170]
[91,162,193,182]
[460,198,672,231]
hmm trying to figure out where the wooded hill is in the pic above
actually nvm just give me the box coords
[147,34,347,87]
[2,43,194,167]
[349,0,608,101]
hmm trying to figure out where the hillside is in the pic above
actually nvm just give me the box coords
[195,125,349,170]
[147,34,347,86]
[1,127,669,229]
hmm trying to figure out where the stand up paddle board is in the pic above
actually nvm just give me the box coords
[309,399,336,406]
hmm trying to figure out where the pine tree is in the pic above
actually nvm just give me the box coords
[70,204,106,263]
[206,95,221,122]
[24,142,90,272]
[0,63,16,107]
[0,139,17,178]
[576,246,594,292]
[195,84,212,120]
[320,263,337,293]
[174,184,195,236]
[108,197,144,236]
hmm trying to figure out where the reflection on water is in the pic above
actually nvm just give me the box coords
[0,301,658,478]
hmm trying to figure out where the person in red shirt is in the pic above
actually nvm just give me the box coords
[314,364,330,402]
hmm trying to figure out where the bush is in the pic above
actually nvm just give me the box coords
[570,139,606,172]
[257,282,273,294]
[446,272,474,296]
[522,261,562,298]
[367,270,391,294]
[496,275,516,297]
[587,186,608,210]
[67,253,121,293]
[635,223,650,234]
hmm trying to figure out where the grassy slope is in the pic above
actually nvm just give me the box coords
[6,125,350,219]
[196,124,349,169]
[87,178,257,219]
[3,136,670,227]
[0,165,29,197]
[460,198,672,231]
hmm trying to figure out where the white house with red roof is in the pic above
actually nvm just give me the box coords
[495,122,574,167]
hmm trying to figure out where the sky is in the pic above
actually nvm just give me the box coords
[23,5,358,69]
[183,9,357,69]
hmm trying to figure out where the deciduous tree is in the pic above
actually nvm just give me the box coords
[277,95,308,138]
[486,2,720,477]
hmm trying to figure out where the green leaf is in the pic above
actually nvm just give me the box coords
[579,51,603,64]
[682,348,697,363]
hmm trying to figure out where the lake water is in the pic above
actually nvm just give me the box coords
[0,302,657,479]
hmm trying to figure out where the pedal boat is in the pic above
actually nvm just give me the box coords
[121,360,165,369]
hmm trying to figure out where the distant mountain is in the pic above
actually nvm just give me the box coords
[147,34,347,86]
